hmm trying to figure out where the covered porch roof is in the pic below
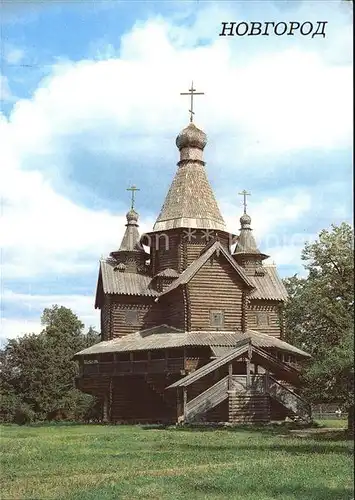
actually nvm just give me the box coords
[167,338,303,389]
[74,326,310,359]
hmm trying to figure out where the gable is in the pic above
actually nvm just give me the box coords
[187,253,245,331]
[159,241,253,298]
[190,252,246,291]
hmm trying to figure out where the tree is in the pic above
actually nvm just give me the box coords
[284,223,354,432]
[0,306,100,423]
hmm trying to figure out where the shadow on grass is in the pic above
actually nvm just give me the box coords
[190,481,354,500]
[66,473,354,500]
[168,441,352,455]
[141,422,352,441]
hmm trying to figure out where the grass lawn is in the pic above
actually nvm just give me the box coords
[0,421,353,500]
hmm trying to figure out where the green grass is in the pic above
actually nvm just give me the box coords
[317,418,348,428]
[0,421,353,500]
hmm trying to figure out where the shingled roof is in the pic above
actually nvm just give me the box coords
[248,265,288,301]
[97,260,157,298]
[153,123,226,232]
[74,325,310,358]
[154,268,180,278]
[159,241,254,297]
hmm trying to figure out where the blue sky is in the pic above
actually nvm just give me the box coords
[0,0,353,341]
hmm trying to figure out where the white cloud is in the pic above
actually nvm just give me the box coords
[1,290,100,340]
[0,318,43,343]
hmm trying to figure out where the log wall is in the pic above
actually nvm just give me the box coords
[154,233,180,273]
[247,301,282,338]
[188,254,244,331]
[106,296,161,339]
[110,375,176,423]
[101,297,111,341]
[228,392,271,423]
[160,289,185,330]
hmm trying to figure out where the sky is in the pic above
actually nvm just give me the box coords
[0,0,353,342]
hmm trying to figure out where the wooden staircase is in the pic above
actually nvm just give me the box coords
[184,377,229,422]
[267,376,312,423]
[145,374,177,411]
[178,375,311,424]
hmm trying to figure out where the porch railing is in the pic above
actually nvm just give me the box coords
[81,357,184,376]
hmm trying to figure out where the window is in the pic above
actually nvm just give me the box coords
[125,309,140,326]
[210,310,224,329]
[257,313,269,326]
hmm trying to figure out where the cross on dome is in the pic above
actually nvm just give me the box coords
[180,81,204,123]
[238,189,251,215]
[126,185,140,210]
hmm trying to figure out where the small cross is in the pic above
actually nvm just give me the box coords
[180,81,204,123]
[126,185,140,210]
[238,190,251,214]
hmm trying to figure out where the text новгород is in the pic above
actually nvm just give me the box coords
[219,21,328,38]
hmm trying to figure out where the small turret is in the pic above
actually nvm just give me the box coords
[110,190,149,273]
[233,191,269,274]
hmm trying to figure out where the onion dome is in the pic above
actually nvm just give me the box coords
[126,209,139,224]
[240,213,252,227]
[176,123,207,151]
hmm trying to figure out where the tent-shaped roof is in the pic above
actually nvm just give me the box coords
[152,123,226,232]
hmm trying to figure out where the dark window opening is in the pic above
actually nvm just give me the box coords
[101,353,114,362]
[125,309,140,326]
[116,353,130,362]
[210,310,225,329]
[150,349,164,360]
[133,351,148,361]
[168,348,184,359]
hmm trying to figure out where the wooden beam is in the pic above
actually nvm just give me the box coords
[265,370,269,393]
[113,353,117,375]
[246,360,251,388]
[102,395,109,423]
[228,362,233,391]
[183,387,187,421]
[147,350,151,371]
[165,349,169,372]
[108,378,113,422]
[246,340,252,388]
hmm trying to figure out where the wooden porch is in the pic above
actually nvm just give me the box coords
[177,374,311,424]
[168,339,312,424]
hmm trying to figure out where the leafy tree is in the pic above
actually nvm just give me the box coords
[0,306,100,423]
[284,223,354,432]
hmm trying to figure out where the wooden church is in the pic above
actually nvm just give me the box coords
[75,85,312,425]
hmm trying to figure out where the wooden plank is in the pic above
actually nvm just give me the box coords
[185,376,228,421]
[267,376,311,421]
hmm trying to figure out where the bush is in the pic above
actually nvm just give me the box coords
[13,403,36,425]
